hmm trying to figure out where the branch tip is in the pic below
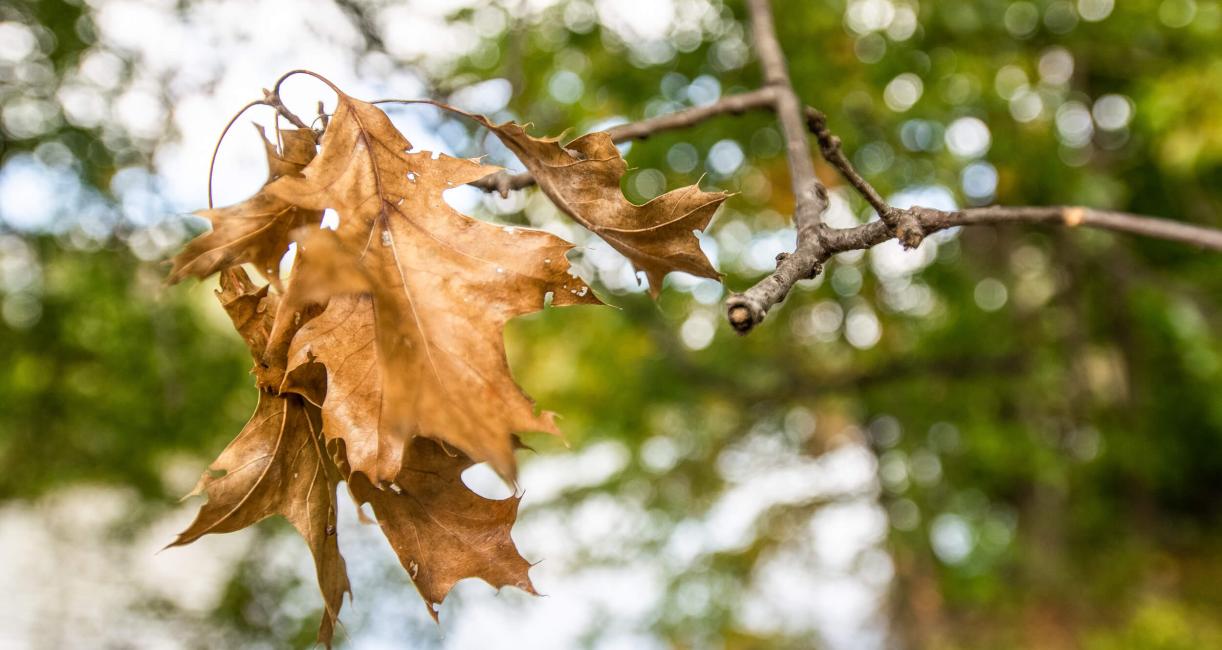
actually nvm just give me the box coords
[726,298,762,335]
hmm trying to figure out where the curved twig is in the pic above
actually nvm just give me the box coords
[207,100,268,209]
[265,69,346,139]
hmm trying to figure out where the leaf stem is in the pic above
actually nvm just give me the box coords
[207,100,267,209]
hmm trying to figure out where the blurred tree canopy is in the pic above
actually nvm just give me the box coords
[1,0,1220,648]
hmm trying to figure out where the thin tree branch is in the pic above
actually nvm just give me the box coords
[805,105,1222,251]
[820,205,1222,255]
[743,0,825,226]
[725,0,834,335]
[966,207,1222,249]
[608,87,777,141]
[724,205,1222,336]
[468,87,778,195]
[719,0,1222,335]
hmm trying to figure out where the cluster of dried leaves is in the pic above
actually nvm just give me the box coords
[166,76,725,645]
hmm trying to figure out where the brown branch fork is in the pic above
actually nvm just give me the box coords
[461,0,1222,333]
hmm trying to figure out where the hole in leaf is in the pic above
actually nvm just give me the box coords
[460,463,514,500]
[320,209,340,230]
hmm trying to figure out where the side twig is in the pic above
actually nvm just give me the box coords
[806,108,924,248]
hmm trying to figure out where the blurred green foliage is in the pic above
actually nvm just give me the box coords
[0,238,254,497]
[1,0,1220,648]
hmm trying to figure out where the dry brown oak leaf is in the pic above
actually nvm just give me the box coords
[168,126,320,289]
[168,268,349,647]
[458,111,727,295]
[171,269,540,639]
[266,91,602,486]
[278,231,541,620]
[337,435,536,619]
